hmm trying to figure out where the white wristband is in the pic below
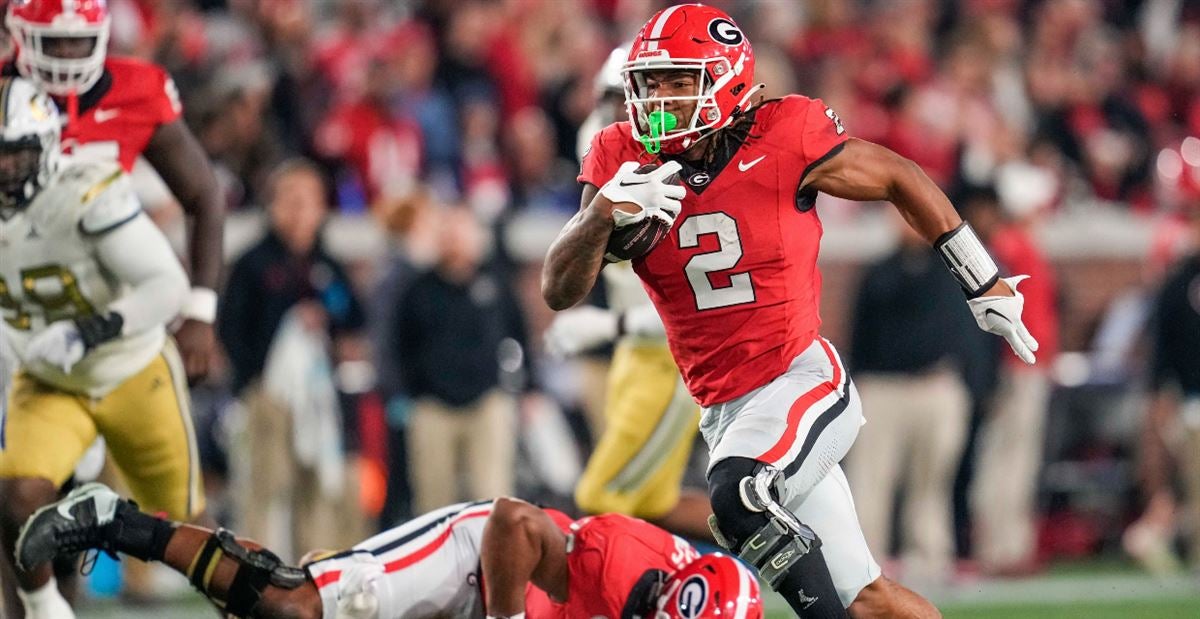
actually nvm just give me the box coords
[180,287,218,323]
[487,614,525,619]
[935,222,999,298]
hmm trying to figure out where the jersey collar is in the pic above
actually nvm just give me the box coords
[661,104,761,195]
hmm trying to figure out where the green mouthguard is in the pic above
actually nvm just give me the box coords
[639,110,678,154]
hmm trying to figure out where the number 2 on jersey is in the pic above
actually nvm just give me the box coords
[678,212,755,310]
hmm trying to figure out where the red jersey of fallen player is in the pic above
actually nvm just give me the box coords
[579,95,848,406]
[523,512,699,618]
[59,56,182,172]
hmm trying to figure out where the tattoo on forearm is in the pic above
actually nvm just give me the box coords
[544,209,611,307]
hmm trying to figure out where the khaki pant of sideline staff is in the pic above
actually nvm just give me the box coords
[972,368,1051,571]
[846,368,969,586]
[407,389,517,515]
[232,385,365,562]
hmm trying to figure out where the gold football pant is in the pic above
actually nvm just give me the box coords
[0,340,203,520]
[575,340,699,519]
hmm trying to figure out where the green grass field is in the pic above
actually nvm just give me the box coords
[72,560,1200,619]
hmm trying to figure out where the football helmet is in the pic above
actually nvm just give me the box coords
[0,76,61,210]
[656,554,763,619]
[7,0,111,97]
[623,4,760,154]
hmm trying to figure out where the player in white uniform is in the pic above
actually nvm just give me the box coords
[0,75,200,619]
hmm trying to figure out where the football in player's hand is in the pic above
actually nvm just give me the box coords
[604,163,682,263]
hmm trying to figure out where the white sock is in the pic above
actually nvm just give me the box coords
[16,577,75,619]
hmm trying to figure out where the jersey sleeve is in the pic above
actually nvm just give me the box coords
[78,168,142,235]
[91,212,189,335]
[577,124,625,189]
[798,97,848,170]
[150,65,183,124]
[565,515,690,614]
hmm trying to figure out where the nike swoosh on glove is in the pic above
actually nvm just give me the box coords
[25,321,86,373]
[599,160,686,228]
[967,275,1040,364]
[544,305,618,358]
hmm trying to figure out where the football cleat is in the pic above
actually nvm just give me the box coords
[15,482,122,571]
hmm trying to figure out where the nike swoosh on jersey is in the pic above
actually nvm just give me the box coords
[92,109,120,123]
[738,155,766,172]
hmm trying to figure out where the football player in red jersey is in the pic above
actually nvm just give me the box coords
[544,4,1038,618]
[6,0,224,382]
[16,483,763,619]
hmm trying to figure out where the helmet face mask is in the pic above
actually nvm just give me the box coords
[623,4,758,155]
[625,64,718,153]
[0,137,44,209]
[7,0,111,97]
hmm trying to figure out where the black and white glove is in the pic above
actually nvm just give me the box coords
[967,275,1039,364]
[599,161,686,228]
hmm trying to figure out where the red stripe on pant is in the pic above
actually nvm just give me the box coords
[756,338,842,464]
[313,510,491,589]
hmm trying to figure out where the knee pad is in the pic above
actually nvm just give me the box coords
[187,529,307,618]
[708,457,771,545]
[707,458,820,589]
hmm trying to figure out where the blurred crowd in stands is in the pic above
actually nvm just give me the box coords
[33,0,1200,599]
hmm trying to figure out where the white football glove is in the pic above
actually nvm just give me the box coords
[545,306,618,358]
[599,160,686,229]
[967,275,1040,365]
[334,555,384,619]
[622,303,666,338]
[25,321,86,373]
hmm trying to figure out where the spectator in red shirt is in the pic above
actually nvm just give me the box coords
[314,47,423,208]
[968,163,1061,575]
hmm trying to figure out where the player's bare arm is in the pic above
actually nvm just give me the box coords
[480,497,570,616]
[541,184,616,311]
[802,137,1039,363]
[801,138,1011,297]
[144,118,225,380]
[543,159,685,311]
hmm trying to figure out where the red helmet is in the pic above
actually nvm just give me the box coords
[6,0,111,96]
[623,3,759,154]
[656,554,763,619]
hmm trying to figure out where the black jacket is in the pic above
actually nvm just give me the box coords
[382,265,530,407]
[218,230,366,394]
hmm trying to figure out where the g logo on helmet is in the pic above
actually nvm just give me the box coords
[707,18,743,46]
[676,575,709,619]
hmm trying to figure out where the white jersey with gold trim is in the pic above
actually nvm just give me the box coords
[0,161,182,396]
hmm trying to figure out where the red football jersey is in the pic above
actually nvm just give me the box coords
[61,56,183,172]
[523,513,699,618]
[579,95,848,406]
